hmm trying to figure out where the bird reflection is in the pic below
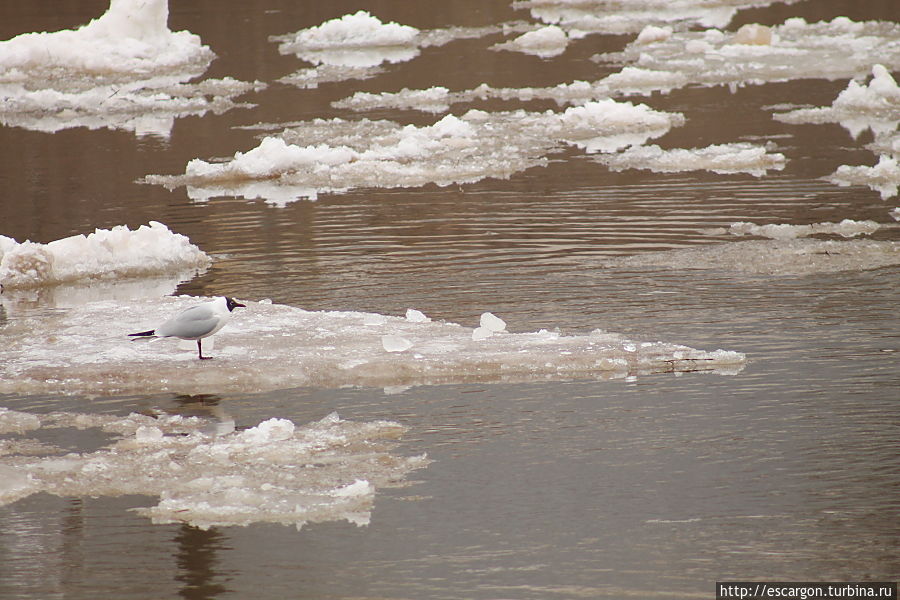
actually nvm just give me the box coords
[174,525,231,600]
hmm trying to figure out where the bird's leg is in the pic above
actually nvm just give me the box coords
[198,339,213,360]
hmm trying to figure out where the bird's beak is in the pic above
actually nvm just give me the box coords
[234,301,246,308]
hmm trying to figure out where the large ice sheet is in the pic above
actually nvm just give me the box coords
[0,410,427,530]
[0,0,262,136]
[595,17,900,93]
[143,102,683,205]
[0,222,209,290]
[0,297,745,396]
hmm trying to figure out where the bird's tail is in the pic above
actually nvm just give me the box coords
[128,329,156,338]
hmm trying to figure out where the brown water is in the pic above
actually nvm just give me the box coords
[1,0,899,598]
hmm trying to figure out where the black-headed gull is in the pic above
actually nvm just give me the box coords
[129,297,245,360]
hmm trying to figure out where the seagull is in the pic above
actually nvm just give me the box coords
[129,297,246,360]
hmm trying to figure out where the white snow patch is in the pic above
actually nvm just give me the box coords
[0,222,210,290]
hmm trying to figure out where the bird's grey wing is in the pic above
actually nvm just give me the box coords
[155,305,218,339]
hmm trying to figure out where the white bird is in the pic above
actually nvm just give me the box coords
[129,297,246,360]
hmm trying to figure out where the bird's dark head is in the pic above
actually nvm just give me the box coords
[226,298,246,312]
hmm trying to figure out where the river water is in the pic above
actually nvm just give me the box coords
[1,0,898,598]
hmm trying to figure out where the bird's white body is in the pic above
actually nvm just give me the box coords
[129,296,245,359]
[155,296,234,340]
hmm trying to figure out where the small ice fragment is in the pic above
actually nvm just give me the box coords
[241,418,295,443]
[332,479,372,497]
[480,312,506,332]
[382,335,413,353]
[405,308,430,323]
[472,327,493,341]
[135,426,164,443]
[636,25,672,45]
[731,24,773,45]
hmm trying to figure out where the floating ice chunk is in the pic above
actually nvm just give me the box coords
[146,101,683,203]
[0,221,210,290]
[279,11,419,51]
[774,64,900,142]
[480,312,507,332]
[0,0,211,74]
[240,418,295,443]
[594,17,900,94]
[0,297,746,395]
[723,219,884,240]
[382,335,413,353]
[0,408,42,435]
[0,411,427,529]
[513,0,759,34]
[891,207,900,221]
[595,142,785,175]
[493,25,569,58]
[405,308,431,323]
[0,0,261,136]
[613,238,900,276]
[731,23,774,45]
[829,155,900,200]
[636,25,673,44]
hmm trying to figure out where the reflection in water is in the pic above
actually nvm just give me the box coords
[175,525,231,600]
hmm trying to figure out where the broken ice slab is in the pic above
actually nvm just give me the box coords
[0,410,427,530]
[0,297,745,396]
[612,238,900,276]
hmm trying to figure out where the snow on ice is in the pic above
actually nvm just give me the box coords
[0,0,262,136]
[0,222,209,290]
[0,409,427,530]
[0,296,745,396]
[144,101,684,205]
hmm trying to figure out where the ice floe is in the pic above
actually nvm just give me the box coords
[143,101,683,204]
[513,0,794,35]
[272,11,533,88]
[0,222,209,291]
[828,156,900,201]
[771,65,900,199]
[0,296,745,396]
[0,410,427,530]
[594,17,900,93]
[716,219,885,240]
[613,239,900,276]
[594,142,785,176]
[0,0,262,136]
[492,25,569,58]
